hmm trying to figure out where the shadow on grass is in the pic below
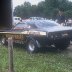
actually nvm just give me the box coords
[38,46,61,54]
[13,43,25,50]
[13,43,64,54]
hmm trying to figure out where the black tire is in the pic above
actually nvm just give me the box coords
[55,40,70,50]
[26,39,39,53]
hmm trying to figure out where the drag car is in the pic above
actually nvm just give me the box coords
[0,20,72,53]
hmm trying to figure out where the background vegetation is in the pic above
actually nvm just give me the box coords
[13,0,72,19]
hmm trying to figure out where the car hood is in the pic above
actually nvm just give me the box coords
[0,26,72,34]
[35,26,72,32]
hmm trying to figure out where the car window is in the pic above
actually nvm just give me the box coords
[18,18,20,20]
[14,23,29,29]
[13,23,37,30]
[15,18,17,20]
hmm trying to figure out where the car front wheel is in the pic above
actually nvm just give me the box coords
[27,39,39,53]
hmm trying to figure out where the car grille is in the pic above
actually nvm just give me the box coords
[48,30,72,39]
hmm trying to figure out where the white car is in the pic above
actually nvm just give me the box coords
[13,17,22,26]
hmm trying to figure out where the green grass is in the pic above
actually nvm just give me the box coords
[0,45,72,72]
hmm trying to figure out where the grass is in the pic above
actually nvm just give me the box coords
[0,45,72,72]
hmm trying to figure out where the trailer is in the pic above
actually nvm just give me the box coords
[0,0,12,31]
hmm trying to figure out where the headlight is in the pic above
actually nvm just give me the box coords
[62,33,68,37]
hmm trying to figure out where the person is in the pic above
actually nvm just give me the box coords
[57,10,65,25]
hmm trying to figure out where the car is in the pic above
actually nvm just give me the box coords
[0,20,72,53]
[13,16,22,26]
[65,19,72,26]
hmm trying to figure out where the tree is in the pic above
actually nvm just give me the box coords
[37,1,45,17]
[13,0,72,19]
[14,2,32,18]
[31,5,38,16]
[14,6,23,17]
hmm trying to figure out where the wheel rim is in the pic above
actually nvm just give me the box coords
[2,38,5,44]
[28,42,35,52]
[0,38,5,44]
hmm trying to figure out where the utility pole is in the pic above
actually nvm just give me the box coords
[8,37,14,72]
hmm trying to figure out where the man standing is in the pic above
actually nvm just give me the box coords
[57,10,65,25]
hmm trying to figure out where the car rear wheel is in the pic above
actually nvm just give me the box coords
[55,40,70,50]
[0,38,7,45]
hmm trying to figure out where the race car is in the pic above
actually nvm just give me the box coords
[0,20,72,53]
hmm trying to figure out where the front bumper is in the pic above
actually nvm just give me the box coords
[33,31,72,46]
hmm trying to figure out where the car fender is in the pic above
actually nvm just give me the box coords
[26,35,40,48]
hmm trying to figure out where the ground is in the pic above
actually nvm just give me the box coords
[0,44,72,72]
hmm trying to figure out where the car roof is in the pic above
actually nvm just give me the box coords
[24,20,59,24]
[23,19,52,22]
[18,20,59,26]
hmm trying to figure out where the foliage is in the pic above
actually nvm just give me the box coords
[64,10,72,19]
[13,0,72,19]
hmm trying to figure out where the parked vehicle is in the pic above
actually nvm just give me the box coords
[65,19,72,26]
[13,16,22,26]
[29,17,47,20]
[0,20,72,53]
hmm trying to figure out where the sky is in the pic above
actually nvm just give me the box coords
[69,0,72,1]
[13,0,45,9]
[13,0,72,9]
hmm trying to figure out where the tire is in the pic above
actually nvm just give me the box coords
[26,39,39,53]
[0,38,7,45]
[55,40,70,50]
